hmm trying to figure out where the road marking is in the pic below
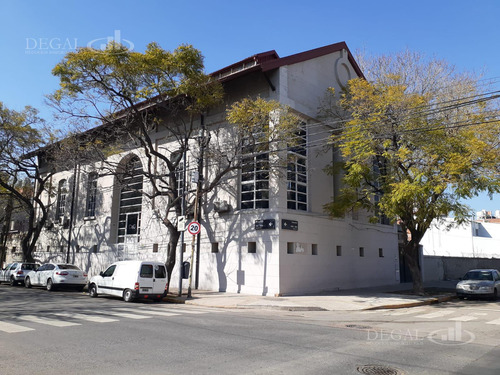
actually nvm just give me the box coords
[384,308,427,316]
[91,310,151,320]
[115,308,179,317]
[415,310,456,319]
[486,318,500,325]
[153,307,206,314]
[0,321,35,333]
[53,312,119,323]
[449,315,477,322]
[18,315,81,327]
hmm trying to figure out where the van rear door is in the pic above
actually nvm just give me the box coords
[138,263,167,297]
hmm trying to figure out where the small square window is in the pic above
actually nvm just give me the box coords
[11,247,16,254]
[211,243,219,253]
[379,248,384,257]
[182,243,186,253]
[359,247,365,257]
[153,243,159,253]
[336,245,342,256]
[60,246,64,253]
[92,245,98,253]
[312,244,318,255]
[47,246,51,252]
[248,242,257,254]
[287,242,294,254]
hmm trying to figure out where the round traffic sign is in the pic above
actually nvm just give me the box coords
[187,221,201,235]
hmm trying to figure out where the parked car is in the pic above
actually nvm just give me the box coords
[88,260,168,302]
[0,262,39,286]
[456,269,500,299]
[24,263,88,291]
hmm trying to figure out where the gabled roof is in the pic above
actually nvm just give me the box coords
[211,41,364,82]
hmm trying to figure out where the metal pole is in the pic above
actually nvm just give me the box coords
[195,115,205,290]
[66,163,78,263]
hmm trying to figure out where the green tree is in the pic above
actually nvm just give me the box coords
[323,51,500,294]
[0,103,57,263]
[50,42,303,290]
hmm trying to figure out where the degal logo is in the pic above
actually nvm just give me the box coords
[87,30,134,53]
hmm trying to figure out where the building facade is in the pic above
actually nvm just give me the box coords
[20,42,400,296]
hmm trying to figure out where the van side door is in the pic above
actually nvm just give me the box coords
[99,265,118,296]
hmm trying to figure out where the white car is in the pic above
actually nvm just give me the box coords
[24,263,88,291]
[0,262,39,286]
[456,269,500,300]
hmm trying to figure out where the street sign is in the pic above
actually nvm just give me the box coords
[282,219,298,231]
[187,221,201,235]
[255,219,276,230]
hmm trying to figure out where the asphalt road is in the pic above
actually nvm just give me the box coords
[1,284,499,374]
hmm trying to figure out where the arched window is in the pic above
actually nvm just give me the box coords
[117,156,143,244]
[55,179,68,220]
[85,172,98,218]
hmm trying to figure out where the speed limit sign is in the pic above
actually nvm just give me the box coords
[187,221,201,236]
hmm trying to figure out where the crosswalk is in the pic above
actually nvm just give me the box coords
[373,306,500,325]
[0,306,225,334]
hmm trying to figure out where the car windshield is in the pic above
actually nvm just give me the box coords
[463,271,493,281]
[57,264,80,270]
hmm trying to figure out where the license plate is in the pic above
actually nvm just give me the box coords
[141,288,151,292]
[73,275,79,278]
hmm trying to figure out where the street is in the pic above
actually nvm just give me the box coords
[1,285,500,374]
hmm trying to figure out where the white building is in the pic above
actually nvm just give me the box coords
[28,42,399,296]
[421,216,500,259]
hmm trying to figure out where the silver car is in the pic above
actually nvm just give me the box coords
[24,263,88,291]
[0,262,39,286]
[456,269,500,300]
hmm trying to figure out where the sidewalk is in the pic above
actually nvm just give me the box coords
[164,281,458,311]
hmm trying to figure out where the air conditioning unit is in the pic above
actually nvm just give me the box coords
[214,201,231,213]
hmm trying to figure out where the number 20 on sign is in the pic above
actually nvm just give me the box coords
[187,221,201,236]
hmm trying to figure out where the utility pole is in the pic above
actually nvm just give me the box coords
[178,144,188,297]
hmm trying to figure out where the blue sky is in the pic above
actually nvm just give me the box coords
[1,0,499,213]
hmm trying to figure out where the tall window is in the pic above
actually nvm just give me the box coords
[85,172,98,217]
[117,156,143,244]
[287,123,307,210]
[240,134,269,209]
[55,179,67,219]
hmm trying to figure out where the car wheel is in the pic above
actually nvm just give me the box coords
[89,284,98,298]
[123,289,134,302]
[46,279,55,291]
[25,277,32,288]
[10,277,17,286]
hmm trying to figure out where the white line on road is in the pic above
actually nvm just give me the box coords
[0,321,35,333]
[91,310,152,320]
[53,312,119,323]
[18,315,81,327]
[115,308,179,317]
[415,311,456,319]
[486,318,500,325]
[449,316,478,322]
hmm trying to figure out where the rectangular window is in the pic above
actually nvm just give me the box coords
[312,244,318,255]
[155,265,167,278]
[60,246,64,253]
[359,247,365,257]
[11,246,16,254]
[153,243,159,253]
[85,173,98,217]
[47,246,51,252]
[248,242,257,254]
[287,242,294,254]
[140,264,153,278]
[76,244,80,253]
[92,245,98,253]
[287,123,307,211]
[379,248,384,257]
[240,133,269,210]
[336,245,342,256]
[211,243,219,253]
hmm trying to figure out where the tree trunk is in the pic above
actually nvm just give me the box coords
[403,241,424,295]
[165,228,180,294]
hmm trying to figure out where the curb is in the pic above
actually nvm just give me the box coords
[364,294,456,310]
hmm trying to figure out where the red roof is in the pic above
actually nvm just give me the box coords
[211,41,364,82]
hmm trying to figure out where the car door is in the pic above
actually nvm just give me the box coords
[0,264,12,282]
[40,264,55,286]
[98,264,117,296]
[137,263,155,294]
[494,271,500,290]
[31,264,45,286]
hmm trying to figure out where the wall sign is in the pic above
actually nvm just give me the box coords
[255,219,276,230]
[282,219,298,231]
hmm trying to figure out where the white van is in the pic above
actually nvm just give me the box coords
[88,260,168,302]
